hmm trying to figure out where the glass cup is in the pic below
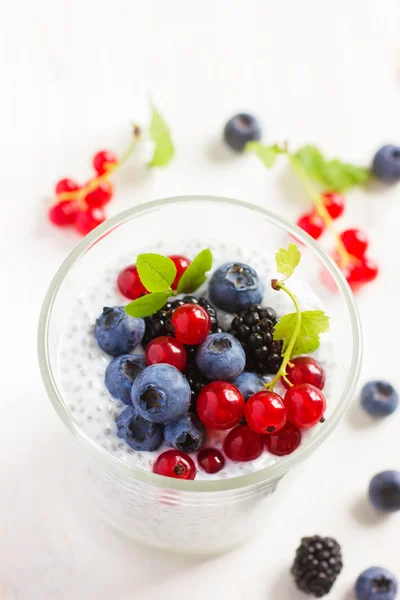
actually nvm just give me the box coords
[38,196,362,556]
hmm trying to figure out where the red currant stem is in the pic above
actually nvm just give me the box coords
[265,281,302,391]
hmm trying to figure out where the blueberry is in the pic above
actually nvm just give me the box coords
[361,380,398,417]
[209,263,264,313]
[116,405,163,451]
[369,470,400,512]
[131,363,191,424]
[223,113,261,152]
[95,306,145,356]
[355,566,398,600]
[372,145,400,183]
[233,371,266,400]
[105,354,147,404]
[196,332,245,381]
[164,413,205,453]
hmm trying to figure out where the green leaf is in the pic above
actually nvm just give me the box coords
[274,310,330,357]
[275,243,301,278]
[148,105,175,168]
[245,142,286,168]
[136,253,176,292]
[125,292,171,318]
[295,145,370,192]
[177,248,213,294]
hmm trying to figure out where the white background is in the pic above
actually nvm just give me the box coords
[1,1,400,598]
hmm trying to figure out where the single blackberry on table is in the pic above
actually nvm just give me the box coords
[291,535,343,598]
[229,304,283,375]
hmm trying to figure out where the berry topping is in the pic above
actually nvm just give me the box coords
[197,448,225,474]
[340,228,368,258]
[283,356,325,390]
[355,566,398,600]
[197,381,244,430]
[116,404,163,452]
[223,425,264,462]
[265,422,301,456]
[223,113,262,152]
[49,200,78,226]
[291,536,343,597]
[169,255,191,290]
[164,413,205,453]
[93,150,118,175]
[321,191,345,219]
[368,470,400,513]
[95,306,145,356]
[84,180,113,208]
[105,354,147,404]
[196,333,245,381]
[145,336,187,372]
[153,450,196,480]
[244,391,286,434]
[230,304,283,375]
[284,383,326,429]
[372,144,400,183]
[361,380,398,418]
[74,207,106,235]
[233,371,266,400]
[297,212,325,240]
[209,262,264,313]
[117,264,147,300]
[171,303,211,345]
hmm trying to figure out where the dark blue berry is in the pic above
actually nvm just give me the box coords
[369,470,400,512]
[360,380,398,417]
[164,413,205,453]
[233,371,266,400]
[105,354,147,404]
[196,332,245,381]
[355,566,398,600]
[209,263,264,313]
[95,306,145,356]
[116,405,163,451]
[372,145,400,183]
[223,113,261,152]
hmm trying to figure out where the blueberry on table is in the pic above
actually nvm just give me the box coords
[368,470,400,513]
[164,413,205,453]
[95,306,145,356]
[223,113,261,152]
[360,380,398,417]
[372,144,400,183]
[209,262,264,313]
[196,332,245,381]
[105,354,147,404]
[355,566,398,600]
[116,405,163,452]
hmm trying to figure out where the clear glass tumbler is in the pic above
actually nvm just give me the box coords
[38,196,362,556]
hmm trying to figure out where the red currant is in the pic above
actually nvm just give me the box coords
[117,265,147,300]
[197,448,225,474]
[152,450,196,480]
[244,391,287,435]
[342,257,379,291]
[265,422,301,456]
[197,381,244,430]
[223,425,264,462]
[340,228,368,258]
[55,178,79,196]
[145,336,187,372]
[84,180,113,208]
[284,383,326,429]
[74,208,106,236]
[93,150,118,175]
[283,356,325,390]
[169,255,191,290]
[49,200,78,226]
[297,213,325,240]
[360,257,379,283]
[171,304,211,345]
[321,191,345,219]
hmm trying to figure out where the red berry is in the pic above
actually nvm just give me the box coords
[84,180,113,208]
[340,228,368,258]
[321,191,345,219]
[171,304,211,345]
[93,150,118,175]
[152,450,196,480]
[197,448,225,474]
[244,391,287,435]
[145,336,187,372]
[169,255,191,290]
[49,200,78,226]
[223,425,264,462]
[297,213,325,240]
[265,422,301,456]
[360,257,379,283]
[197,381,244,430]
[284,383,326,429]
[55,178,79,196]
[74,207,106,236]
[117,264,147,300]
[283,356,325,390]
[342,257,379,291]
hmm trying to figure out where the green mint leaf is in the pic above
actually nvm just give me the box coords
[245,142,286,168]
[125,292,171,318]
[275,243,301,278]
[177,248,213,294]
[295,145,370,192]
[136,253,176,292]
[148,105,175,168]
[274,309,330,357]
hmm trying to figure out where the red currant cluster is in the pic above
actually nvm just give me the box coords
[48,150,118,236]
[296,191,378,292]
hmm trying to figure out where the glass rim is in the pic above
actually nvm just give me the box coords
[37,195,362,492]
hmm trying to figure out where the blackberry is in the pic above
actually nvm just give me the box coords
[229,304,283,375]
[142,295,221,348]
[184,352,209,413]
[291,536,343,598]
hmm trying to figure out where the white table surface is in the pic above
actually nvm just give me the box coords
[1,1,400,598]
